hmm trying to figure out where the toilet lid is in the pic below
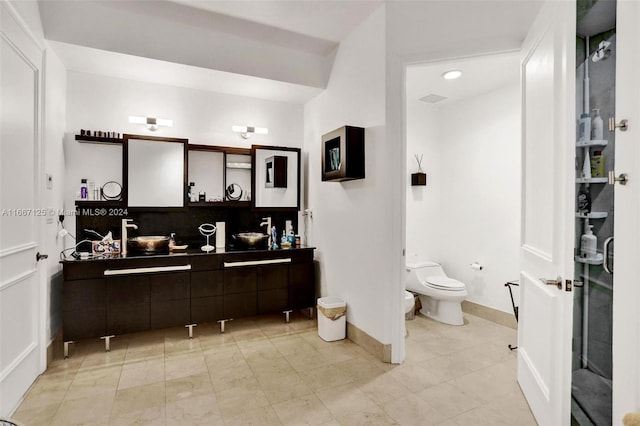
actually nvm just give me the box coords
[425,276,465,290]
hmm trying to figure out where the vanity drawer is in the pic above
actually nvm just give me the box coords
[223,268,257,294]
[191,271,223,297]
[149,272,189,301]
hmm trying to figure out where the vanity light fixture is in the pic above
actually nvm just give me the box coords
[442,70,462,80]
[128,115,173,131]
[232,125,268,139]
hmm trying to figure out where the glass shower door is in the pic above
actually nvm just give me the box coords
[572,1,616,424]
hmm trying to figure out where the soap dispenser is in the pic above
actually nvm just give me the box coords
[580,224,597,259]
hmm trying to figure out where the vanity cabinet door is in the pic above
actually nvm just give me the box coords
[190,270,224,323]
[223,268,257,318]
[106,275,150,334]
[289,262,316,309]
[150,272,190,329]
[257,265,288,314]
[63,278,106,340]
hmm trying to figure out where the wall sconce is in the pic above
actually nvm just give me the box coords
[129,115,173,131]
[232,125,268,139]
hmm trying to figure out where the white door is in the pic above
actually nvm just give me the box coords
[518,1,576,425]
[0,1,45,417]
[612,1,640,422]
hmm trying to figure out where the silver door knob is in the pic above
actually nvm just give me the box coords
[539,276,562,290]
[36,252,48,261]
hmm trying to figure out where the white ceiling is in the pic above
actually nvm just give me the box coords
[39,0,381,103]
[169,0,383,43]
[406,52,521,105]
[50,40,325,104]
[39,1,540,105]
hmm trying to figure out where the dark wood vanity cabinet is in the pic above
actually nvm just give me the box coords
[223,267,258,317]
[106,274,150,334]
[190,270,223,324]
[61,248,315,342]
[62,278,106,340]
[257,264,289,314]
[150,272,190,329]
[289,262,316,309]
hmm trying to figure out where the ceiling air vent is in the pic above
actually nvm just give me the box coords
[419,94,447,104]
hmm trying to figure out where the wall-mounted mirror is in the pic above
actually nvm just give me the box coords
[188,145,225,203]
[123,134,187,207]
[251,145,300,210]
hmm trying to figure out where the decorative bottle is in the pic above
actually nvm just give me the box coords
[80,179,88,199]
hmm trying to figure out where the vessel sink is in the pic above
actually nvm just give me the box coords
[127,236,170,253]
[233,232,268,247]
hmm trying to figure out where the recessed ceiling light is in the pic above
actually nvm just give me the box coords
[442,70,462,80]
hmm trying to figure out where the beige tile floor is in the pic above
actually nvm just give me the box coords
[11,312,536,425]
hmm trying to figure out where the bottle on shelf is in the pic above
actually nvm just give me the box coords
[80,179,88,199]
[579,113,591,143]
[580,224,598,260]
[578,187,591,214]
[591,150,605,178]
[591,108,603,140]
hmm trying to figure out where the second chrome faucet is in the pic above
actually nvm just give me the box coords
[260,217,271,249]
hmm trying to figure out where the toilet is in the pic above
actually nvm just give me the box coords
[405,260,468,326]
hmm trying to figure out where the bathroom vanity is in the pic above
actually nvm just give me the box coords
[64,133,313,356]
[61,247,315,351]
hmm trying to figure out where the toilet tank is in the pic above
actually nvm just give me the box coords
[406,260,445,284]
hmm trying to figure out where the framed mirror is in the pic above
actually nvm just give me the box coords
[251,145,300,210]
[123,134,187,207]
[188,145,225,203]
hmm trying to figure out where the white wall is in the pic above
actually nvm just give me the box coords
[64,71,304,230]
[405,100,442,259]
[42,47,67,340]
[406,82,521,314]
[304,6,395,346]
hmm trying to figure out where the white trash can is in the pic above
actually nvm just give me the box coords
[317,297,346,341]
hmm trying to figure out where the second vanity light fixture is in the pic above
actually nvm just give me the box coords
[232,125,268,139]
[129,115,173,131]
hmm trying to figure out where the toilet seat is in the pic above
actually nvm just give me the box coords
[425,276,465,291]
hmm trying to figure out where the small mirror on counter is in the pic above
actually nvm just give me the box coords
[252,145,300,210]
[124,134,187,207]
[188,146,225,202]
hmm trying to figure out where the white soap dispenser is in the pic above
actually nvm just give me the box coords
[591,108,603,141]
[580,224,597,259]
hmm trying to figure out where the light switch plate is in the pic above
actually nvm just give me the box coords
[46,173,53,189]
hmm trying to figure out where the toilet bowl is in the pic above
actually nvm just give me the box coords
[405,260,468,326]
[404,291,415,314]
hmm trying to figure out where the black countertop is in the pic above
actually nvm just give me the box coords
[60,246,315,264]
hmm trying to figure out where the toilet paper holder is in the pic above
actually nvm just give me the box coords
[470,262,484,271]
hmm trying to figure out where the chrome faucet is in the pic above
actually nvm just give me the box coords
[121,219,138,256]
[259,217,271,249]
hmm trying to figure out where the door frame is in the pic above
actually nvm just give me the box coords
[612,0,640,420]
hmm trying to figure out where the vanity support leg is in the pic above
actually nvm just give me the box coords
[100,335,115,352]
[217,319,233,333]
[308,307,314,319]
[283,310,293,323]
[185,324,197,339]
[64,341,74,359]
